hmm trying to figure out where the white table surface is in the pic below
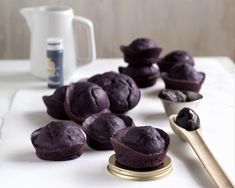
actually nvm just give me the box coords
[0,58,234,188]
[0,57,234,118]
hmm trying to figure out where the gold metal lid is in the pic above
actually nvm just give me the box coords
[107,154,173,181]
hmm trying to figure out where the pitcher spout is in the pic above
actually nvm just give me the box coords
[20,7,35,31]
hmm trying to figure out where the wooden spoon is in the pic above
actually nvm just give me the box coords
[169,114,234,188]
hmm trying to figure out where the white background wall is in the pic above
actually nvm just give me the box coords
[0,0,234,60]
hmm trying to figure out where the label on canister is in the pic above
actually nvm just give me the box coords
[47,38,64,88]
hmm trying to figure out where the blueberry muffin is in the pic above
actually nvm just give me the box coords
[82,113,134,150]
[64,81,110,124]
[31,121,86,161]
[120,38,162,65]
[157,50,194,73]
[89,72,140,113]
[111,126,170,169]
[161,63,205,92]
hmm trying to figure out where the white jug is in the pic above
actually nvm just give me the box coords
[20,6,96,79]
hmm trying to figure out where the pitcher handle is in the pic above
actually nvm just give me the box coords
[73,16,96,63]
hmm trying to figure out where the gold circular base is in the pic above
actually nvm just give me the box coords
[107,154,173,181]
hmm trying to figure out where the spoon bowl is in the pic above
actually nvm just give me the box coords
[169,114,202,141]
[169,114,187,141]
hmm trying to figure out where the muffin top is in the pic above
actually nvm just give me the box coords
[127,38,158,51]
[121,126,165,154]
[168,63,203,81]
[83,113,126,141]
[89,71,140,113]
[65,81,110,123]
[31,121,85,149]
[163,50,194,65]
[158,50,194,73]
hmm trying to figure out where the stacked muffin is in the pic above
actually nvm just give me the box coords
[119,38,162,88]
[158,50,205,92]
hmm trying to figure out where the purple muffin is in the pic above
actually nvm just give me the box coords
[64,81,110,124]
[111,126,170,169]
[89,72,140,113]
[158,50,194,73]
[119,65,160,88]
[31,121,86,161]
[120,38,162,65]
[82,113,134,150]
[168,63,203,81]
[162,63,205,92]
[42,86,69,120]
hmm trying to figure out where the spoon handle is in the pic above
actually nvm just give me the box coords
[186,131,234,188]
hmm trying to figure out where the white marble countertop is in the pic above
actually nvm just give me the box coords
[0,58,234,188]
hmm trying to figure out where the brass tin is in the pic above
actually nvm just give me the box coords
[107,154,173,181]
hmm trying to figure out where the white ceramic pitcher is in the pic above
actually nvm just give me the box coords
[20,6,96,79]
